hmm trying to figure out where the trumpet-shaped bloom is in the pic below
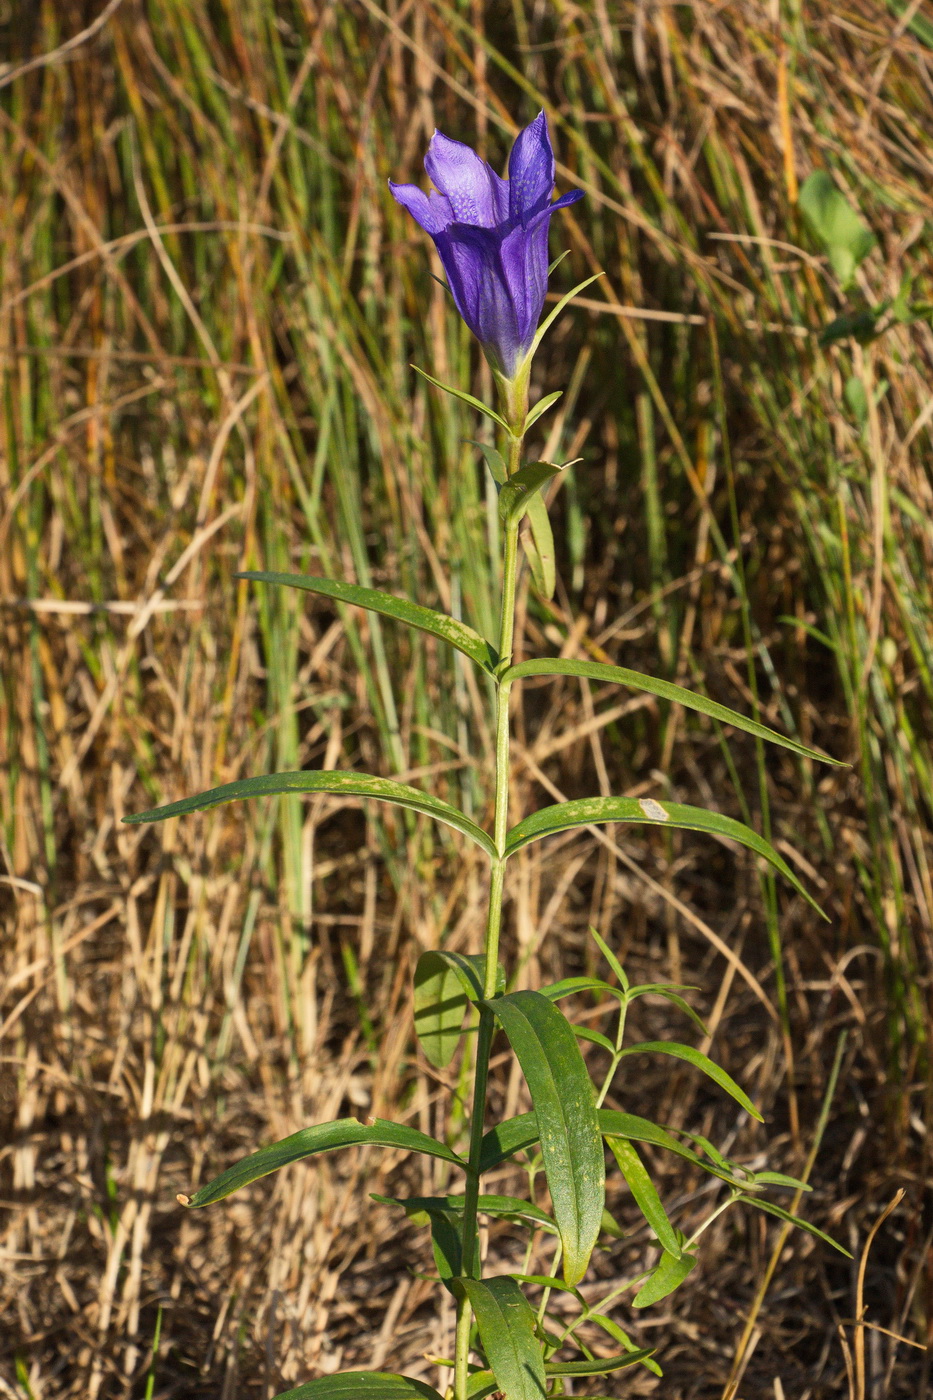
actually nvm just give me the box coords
[390,111,583,378]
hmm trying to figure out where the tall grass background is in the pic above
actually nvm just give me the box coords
[1,2,931,1397]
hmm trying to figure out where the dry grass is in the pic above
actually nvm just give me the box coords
[1,2,931,1398]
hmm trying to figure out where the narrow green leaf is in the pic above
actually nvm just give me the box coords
[524,492,556,598]
[465,1371,497,1400]
[237,571,498,675]
[572,1025,616,1054]
[502,657,842,766]
[453,1277,547,1400]
[618,1041,762,1121]
[527,272,605,359]
[608,1139,681,1255]
[512,1274,584,1302]
[588,926,629,991]
[487,991,605,1285]
[371,1194,478,1282]
[375,1192,557,1233]
[590,1315,663,1376]
[523,390,562,432]
[632,1248,697,1308]
[742,1197,852,1255]
[124,770,496,859]
[274,1375,443,1400]
[627,984,708,1036]
[751,1170,812,1192]
[505,795,825,918]
[466,439,507,485]
[544,1351,654,1376]
[182,1118,463,1208]
[539,976,623,1004]
[479,1113,541,1172]
[411,364,510,431]
[498,462,562,527]
[481,1108,746,1187]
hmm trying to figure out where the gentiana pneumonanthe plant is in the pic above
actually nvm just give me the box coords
[125,112,849,1400]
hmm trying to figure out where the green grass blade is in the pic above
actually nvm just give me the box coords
[486,990,605,1285]
[617,1041,762,1120]
[502,658,843,766]
[238,571,498,674]
[123,770,496,859]
[504,795,825,917]
[183,1119,464,1208]
[452,1277,547,1400]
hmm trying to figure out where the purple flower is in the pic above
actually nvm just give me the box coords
[390,112,583,379]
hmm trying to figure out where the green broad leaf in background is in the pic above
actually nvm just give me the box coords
[504,795,826,918]
[237,571,498,675]
[523,390,563,432]
[632,1245,698,1309]
[523,491,557,598]
[413,951,485,1069]
[502,657,843,766]
[452,1277,547,1400]
[274,1374,444,1400]
[741,1196,852,1255]
[123,769,496,859]
[181,1118,463,1208]
[543,1351,655,1377]
[498,462,563,528]
[798,169,876,287]
[608,1138,681,1256]
[618,1041,762,1121]
[486,991,605,1286]
[411,364,510,432]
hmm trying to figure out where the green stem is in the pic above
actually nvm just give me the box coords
[453,438,523,1400]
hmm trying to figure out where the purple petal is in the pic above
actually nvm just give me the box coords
[436,224,522,374]
[508,111,555,224]
[389,181,453,236]
[425,131,506,228]
[549,188,585,211]
[499,219,550,348]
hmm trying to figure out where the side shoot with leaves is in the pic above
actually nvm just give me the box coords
[125,113,849,1400]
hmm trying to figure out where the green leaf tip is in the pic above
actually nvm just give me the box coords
[122,769,497,860]
[273,1374,444,1400]
[505,793,827,919]
[486,989,605,1286]
[236,571,498,674]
